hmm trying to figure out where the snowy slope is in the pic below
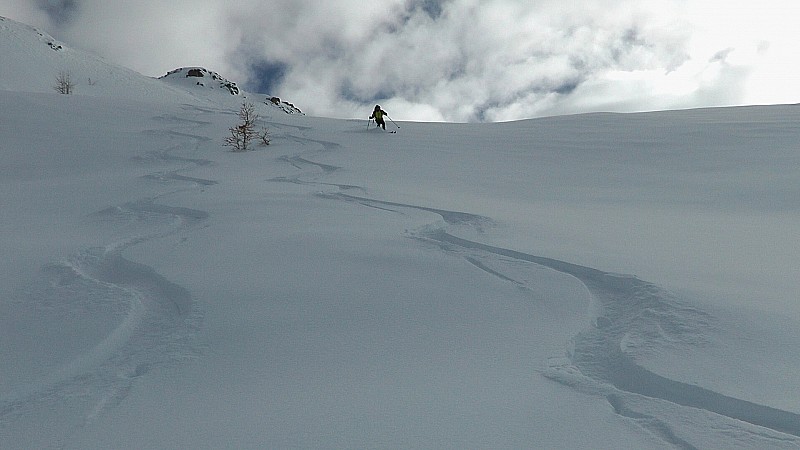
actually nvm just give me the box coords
[2,16,800,449]
[0,16,295,111]
[0,16,203,103]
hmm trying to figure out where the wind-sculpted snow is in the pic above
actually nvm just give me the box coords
[321,192,800,447]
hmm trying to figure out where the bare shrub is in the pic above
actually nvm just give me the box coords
[257,127,271,146]
[54,70,75,94]
[224,102,258,151]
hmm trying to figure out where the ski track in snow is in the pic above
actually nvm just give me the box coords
[5,95,799,447]
[264,133,800,445]
[266,136,370,194]
[269,154,365,193]
[317,192,800,448]
[0,110,212,437]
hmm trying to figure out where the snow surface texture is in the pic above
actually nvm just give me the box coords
[1,16,799,449]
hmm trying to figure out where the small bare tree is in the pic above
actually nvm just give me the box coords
[54,70,75,94]
[224,102,258,151]
[257,127,271,146]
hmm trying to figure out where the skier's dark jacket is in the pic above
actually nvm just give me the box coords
[370,105,386,122]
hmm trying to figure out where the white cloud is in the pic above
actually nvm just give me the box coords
[2,0,799,121]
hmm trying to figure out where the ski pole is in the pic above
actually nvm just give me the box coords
[386,115,400,129]
[367,118,372,129]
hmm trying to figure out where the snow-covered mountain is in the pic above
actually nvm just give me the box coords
[158,67,303,114]
[2,15,799,449]
[0,16,300,113]
[0,16,199,102]
[159,67,243,96]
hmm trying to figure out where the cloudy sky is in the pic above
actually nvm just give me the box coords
[3,0,799,121]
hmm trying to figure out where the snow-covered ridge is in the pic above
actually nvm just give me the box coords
[159,67,241,96]
[266,95,303,115]
[0,16,301,112]
[158,67,303,114]
[156,65,304,114]
[0,15,63,51]
[0,15,203,102]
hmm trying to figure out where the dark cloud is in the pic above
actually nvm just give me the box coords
[247,60,288,95]
[36,0,80,25]
[407,0,447,21]
[420,0,446,20]
[553,80,582,96]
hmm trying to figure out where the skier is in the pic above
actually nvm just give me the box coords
[369,105,388,130]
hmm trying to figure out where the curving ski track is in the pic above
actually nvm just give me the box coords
[323,192,800,446]
[179,120,800,447]
[5,101,797,447]
[0,111,211,436]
